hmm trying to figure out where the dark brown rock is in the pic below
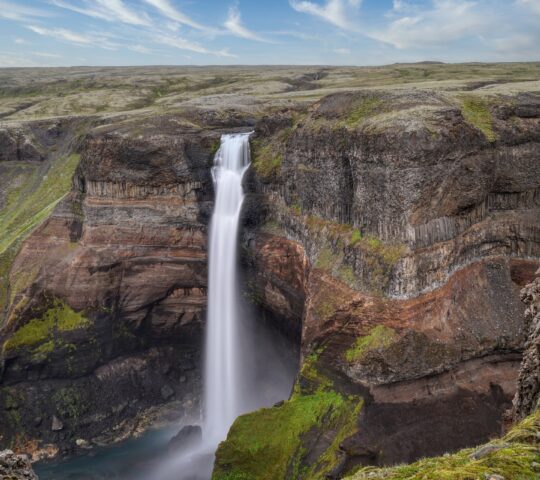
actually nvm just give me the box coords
[513,268,540,420]
[235,90,540,471]
[0,121,219,456]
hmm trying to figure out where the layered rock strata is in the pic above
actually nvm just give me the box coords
[0,118,221,457]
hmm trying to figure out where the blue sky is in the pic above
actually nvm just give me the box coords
[0,0,539,66]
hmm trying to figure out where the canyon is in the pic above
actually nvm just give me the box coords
[0,64,539,479]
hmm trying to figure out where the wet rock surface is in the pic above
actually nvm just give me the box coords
[168,425,202,453]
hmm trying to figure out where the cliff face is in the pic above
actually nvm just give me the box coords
[345,272,540,480]
[214,91,540,478]
[513,269,540,419]
[0,117,221,458]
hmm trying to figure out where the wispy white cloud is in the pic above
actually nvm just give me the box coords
[289,0,361,30]
[14,38,29,45]
[143,0,210,31]
[0,1,52,21]
[0,53,42,67]
[369,0,488,49]
[50,0,151,26]
[96,0,150,25]
[48,0,237,57]
[224,5,272,42]
[391,0,410,11]
[28,25,119,49]
[153,34,236,57]
[334,47,350,54]
[28,25,91,44]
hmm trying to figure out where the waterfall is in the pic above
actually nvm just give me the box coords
[204,132,251,441]
[147,132,295,480]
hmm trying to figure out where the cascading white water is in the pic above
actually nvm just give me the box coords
[148,132,295,480]
[204,132,251,441]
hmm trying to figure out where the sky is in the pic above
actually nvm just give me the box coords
[0,0,539,67]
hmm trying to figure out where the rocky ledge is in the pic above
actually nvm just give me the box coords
[513,268,540,420]
[345,270,540,480]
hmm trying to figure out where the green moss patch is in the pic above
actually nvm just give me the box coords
[346,97,383,127]
[0,154,80,255]
[345,325,397,362]
[350,229,362,245]
[4,298,91,352]
[251,139,283,178]
[460,96,496,142]
[52,386,89,421]
[214,391,351,480]
[348,410,540,480]
[214,353,363,480]
[315,247,339,270]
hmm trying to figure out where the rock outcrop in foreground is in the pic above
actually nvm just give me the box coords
[0,450,37,480]
[513,269,540,420]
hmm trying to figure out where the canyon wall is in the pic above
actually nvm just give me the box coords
[214,91,540,479]
[0,117,220,458]
[513,268,540,420]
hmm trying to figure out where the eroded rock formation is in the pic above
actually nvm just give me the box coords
[0,449,37,479]
[0,88,539,478]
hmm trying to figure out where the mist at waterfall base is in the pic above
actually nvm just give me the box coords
[35,133,297,480]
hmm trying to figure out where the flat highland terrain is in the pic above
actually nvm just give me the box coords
[1,63,539,122]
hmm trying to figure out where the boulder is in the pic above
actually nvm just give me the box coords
[0,450,38,479]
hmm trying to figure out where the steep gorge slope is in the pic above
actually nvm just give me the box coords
[345,268,540,480]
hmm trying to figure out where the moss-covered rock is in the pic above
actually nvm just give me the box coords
[460,95,496,142]
[213,353,363,480]
[345,325,397,363]
[0,153,81,317]
[4,298,91,353]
